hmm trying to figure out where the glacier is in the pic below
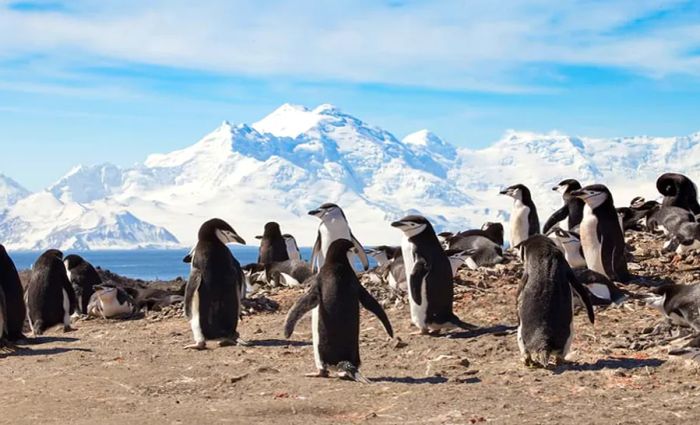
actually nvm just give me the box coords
[0,103,698,250]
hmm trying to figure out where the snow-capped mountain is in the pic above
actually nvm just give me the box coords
[0,174,30,210]
[1,104,698,250]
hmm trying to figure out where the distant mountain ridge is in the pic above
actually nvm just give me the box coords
[1,104,698,250]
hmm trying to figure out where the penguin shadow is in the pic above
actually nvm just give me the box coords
[445,324,517,339]
[625,274,674,289]
[249,338,311,348]
[373,376,451,385]
[552,356,664,374]
[24,335,80,345]
[2,346,93,358]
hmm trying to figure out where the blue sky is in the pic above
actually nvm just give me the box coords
[1,0,700,190]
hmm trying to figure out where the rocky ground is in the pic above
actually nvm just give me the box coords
[2,231,700,424]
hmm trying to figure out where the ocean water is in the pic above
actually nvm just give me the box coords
[8,247,375,281]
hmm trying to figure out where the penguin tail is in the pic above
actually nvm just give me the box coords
[337,361,371,384]
[448,314,478,331]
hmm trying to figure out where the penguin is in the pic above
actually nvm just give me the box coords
[454,222,505,247]
[309,203,369,272]
[25,249,78,335]
[0,244,27,341]
[283,239,393,382]
[500,184,540,248]
[184,218,247,350]
[570,185,630,282]
[572,268,628,306]
[64,254,101,315]
[546,227,587,269]
[542,179,585,234]
[391,215,477,334]
[657,173,700,215]
[443,234,504,268]
[283,234,302,261]
[243,259,313,288]
[617,197,660,231]
[646,283,700,331]
[516,235,594,368]
[87,286,136,319]
[437,232,454,249]
[645,205,699,253]
[365,246,406,292]
[257,222,290,265]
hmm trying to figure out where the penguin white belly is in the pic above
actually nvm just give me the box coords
[189,290,205,343]
[319,220,352,266]
[62,288,71,327]
[580,209,605,276]
[311,307,323,370]
[401,238,427,329]
[562,296,575,358]
[563,242,587,269]
[676,239,700,254]
[510,201,530,248]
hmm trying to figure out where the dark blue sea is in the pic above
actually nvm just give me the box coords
[8,247,375,281]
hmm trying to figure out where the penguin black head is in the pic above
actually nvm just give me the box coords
[197,218,246,245]
[391,215,432,238]
[63,254,86,270]
[656,173,687,196]
[516,234,559,265]
[569,184,612,208]
[552,179,581,193]
[499,184,532,201]
[325,239,356,264]
[262,222,283,238]
[547,227,580,245]
[308,203,346,221]
[43,249,64,260]
[630,196,646,208]
[365,245,400,260]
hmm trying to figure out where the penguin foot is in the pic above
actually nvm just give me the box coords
[63,325,77,333]
[218,338,237,347]
[184,341,207,350]
[305,369,329,378]
[411,329,430,335]
[236,337,251,347]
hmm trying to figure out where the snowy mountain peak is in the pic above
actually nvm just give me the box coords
[0,174,30,209]
[403,129,457,160]
[312,103,342,115]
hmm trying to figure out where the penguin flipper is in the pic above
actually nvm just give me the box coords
[567,268,595,324]
[357,284,393,338]
[310,232,322,273]
[542,205,569,235]
[409,258,429,305]
[350,233,369,271]
[283,283,320,339]
[184,270,202,318]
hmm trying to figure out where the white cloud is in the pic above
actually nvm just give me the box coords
[0,0,698,92]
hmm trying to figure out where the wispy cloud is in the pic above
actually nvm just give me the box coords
[0,0,699,93]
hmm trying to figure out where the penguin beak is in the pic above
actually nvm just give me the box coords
[390,220,406,229]
[551,185,560,191]
[182,254,192,263]
[569,189,586,199]
[254,235,263,240]
[499,188,513,196]
[308,208,323,217]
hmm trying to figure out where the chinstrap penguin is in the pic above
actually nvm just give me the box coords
[392,215,477,334]
[542,179,585,234]
[516,235,594,368]
[500,184,540,249]
[570,185,630,282]
[64,254,101,315]
[283,239,393,383]
[309,203,369,272]
[257,222,290,265]
[25,249,78,336]
[184,218,247,350]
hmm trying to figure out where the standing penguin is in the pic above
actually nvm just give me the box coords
[284,239,393,382]
[26,249,77,335]
[256,222,290,265]
[391,215,477,334]
[570,185,630,282]
[184,218,247,350]
[657,173,700,215]
[283,234,302,261]
[64,254,101,315]
[516,235,594,368]
[0,244,27,341]
[308,203,369,272]
[542,179,585,234]
[500,184,540,248]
